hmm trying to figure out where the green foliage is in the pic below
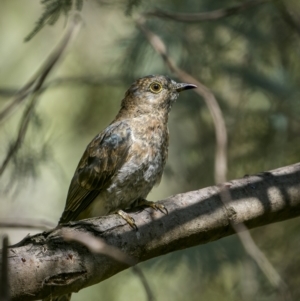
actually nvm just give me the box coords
[24,0,83,42]
[2,0,300,300]
[24,0,143,42]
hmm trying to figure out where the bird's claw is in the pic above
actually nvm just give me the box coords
[137,199,168,215]
[117,210,138,230]
[149,202,168,215]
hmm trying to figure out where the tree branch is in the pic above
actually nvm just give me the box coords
[273,0,300,37]
[4,162,300,301]
[0,76,122,98]
[143,0,268,23]
[63,231,154,301]
[219,186,291,300]
[136,19,227,183]
[0,13,82,123]
[0,13,82,177]
[0,219,55,231]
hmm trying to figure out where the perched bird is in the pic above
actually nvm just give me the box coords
[59,74,196,228]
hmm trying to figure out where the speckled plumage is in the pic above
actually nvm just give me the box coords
[59,75,196,224]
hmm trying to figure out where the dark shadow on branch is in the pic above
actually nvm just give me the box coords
[219,185,291,301]
[4,162,300,301]
[63,231,154,301]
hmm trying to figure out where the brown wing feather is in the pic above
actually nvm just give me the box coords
[59,121,132,224]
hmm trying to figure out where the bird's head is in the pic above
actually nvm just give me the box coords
[120,75,196,116]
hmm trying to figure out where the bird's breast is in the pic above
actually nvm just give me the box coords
[126,120,168,183]
[90,118,169,215]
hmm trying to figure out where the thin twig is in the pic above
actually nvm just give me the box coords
[273,0,300,36]
[144,0,268,23]
[136,18,227,183]
[219,185,292,301]
[131,267,155,301]
[0,14,82,177]
[63,230,155,301]
[0,13,82,123]
[0,235,10,301]
[0,89,17,98]
[0,78,39,123]
[0,76,122,98]
[0,93,39,176]
[0,219,55,231]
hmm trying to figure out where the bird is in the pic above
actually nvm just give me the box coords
[46,75,195,301]
[58,74,196,228]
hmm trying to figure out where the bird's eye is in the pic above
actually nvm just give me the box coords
[149,82,163,94]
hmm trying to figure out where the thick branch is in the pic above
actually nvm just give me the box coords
[4,163,300,301]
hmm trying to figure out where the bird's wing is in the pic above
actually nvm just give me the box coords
[59,121,132,223]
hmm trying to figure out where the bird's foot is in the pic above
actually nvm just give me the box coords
[137,199,168,215]
[117,209,138,230]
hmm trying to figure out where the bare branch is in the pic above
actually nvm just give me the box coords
[63,231,154,301]
[0,89,17,98]
[0,76,123,98]
[0,93,40,176]
[0,13,82,123]
[131,267,155,301]
[4,162,300,301]
[273,0,300,36]
[0,219,55,231]
[144,0,268,23]
[0,14,82,177]
[219,185,292,301]
[62,230,136,266]
[136,19,227,183]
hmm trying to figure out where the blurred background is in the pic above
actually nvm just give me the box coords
[1,0,300,300]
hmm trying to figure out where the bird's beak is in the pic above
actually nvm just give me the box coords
[175,83,197,92]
